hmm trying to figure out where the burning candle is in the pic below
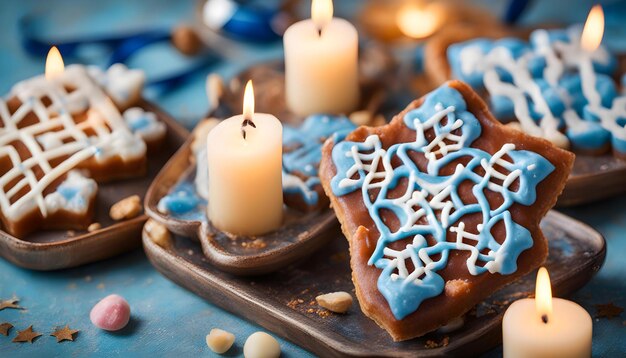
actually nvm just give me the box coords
[283,0,359,116]
[45,46,65,80]
[502,268,592,358]
[206,81,283,236]
[396,1,445,40]
[578,5,605,108]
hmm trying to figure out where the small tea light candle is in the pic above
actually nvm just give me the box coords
[502,268,592,358]
[283,0,359,116]
[206,81,283,236]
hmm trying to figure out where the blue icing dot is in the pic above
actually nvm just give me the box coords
[58,185,79,200]
[128,115,152,132]
[490,95,515,119]
[527,56,546,78]
[330,83,554,319]
[535,79,566,117]
[447,39,494,89]
[160,182,204,216]
[566,121,611,151]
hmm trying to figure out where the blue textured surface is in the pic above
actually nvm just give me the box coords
[0,1,625,357]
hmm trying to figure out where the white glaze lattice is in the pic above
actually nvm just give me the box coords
[0,65,145,221]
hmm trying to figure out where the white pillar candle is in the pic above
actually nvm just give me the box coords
[502,268,592,358]
[283,0,359,116]
[206,81,283,236]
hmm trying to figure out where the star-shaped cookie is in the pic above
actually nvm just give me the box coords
[0,322,13,336]
[12,326,42,343]
[319,81,574,340]
[0,298,22,311]
[51,325,79,342]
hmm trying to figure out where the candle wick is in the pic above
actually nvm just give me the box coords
[241,118,256,140]
[541,314,549,324]
[317,27,322,37]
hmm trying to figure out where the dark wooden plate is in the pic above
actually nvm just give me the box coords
[0,100,189,270]
[144,52,398,275]
[143,210,605,357]
[559,154,626,206]
[144,136,338,276]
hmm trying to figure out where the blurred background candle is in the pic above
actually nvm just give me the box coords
[502,268,592,358]
[283,0,359,116]
[207,81,283,236]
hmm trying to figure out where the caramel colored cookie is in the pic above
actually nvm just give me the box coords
[319,81,573,341]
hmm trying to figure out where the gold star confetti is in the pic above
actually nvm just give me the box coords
[0,322,13,336]
[0,298,22,311]
[51,325,79,342]
[12,326,41,343]
[595,303,624,319]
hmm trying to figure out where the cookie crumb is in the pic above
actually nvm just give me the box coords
[287,299,304,310]
[595,303,623,319]
[206,328,235,354]
[445,279,470,298]
[425,336,449,349]
[316,291,353,313]
[144,219,171,248]
[110,195,142,221]
[349,110,373,126]
[241,238,266,249]
[88,223,101,232]
[171,25,202,56]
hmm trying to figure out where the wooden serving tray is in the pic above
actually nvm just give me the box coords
[0,100,189,270]
[143,210,605,357]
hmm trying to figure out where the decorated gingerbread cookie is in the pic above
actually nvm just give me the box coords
[319,81,574,341]
[425,24,626,158]
[0,64,165,237]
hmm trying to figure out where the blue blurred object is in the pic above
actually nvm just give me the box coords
[201,0,282,43]
[17,0,285,92]
[503,0,533,24]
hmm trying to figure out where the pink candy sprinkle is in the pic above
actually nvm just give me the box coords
[90,294,131,331]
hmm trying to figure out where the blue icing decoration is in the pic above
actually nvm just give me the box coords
[330,84,554,319]
[128,115,152,132]
[57,186,79,201]
[448,25,625,153]
[158,182,206,221]
[282,114,355,206]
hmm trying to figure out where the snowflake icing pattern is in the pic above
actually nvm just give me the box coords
[330,85,554,319]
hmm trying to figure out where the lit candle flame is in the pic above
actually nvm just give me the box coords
[397,2,442,39]
[45,46,65,80]
[581,5,604,52]
[535,267,553,323]
[243,80,255,120]
[312,0,333,32]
